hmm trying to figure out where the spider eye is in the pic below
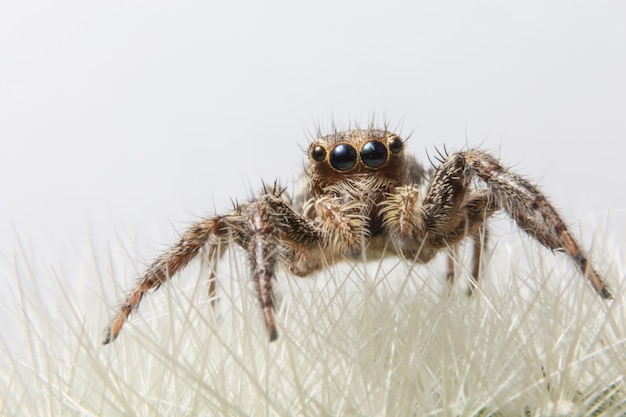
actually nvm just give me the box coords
[311,145,327,162]
[360,140,388,168]
[388,136,403,154]
[329,143,358,171]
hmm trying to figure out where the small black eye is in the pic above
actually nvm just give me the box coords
[360,140,388,168]
[388,136,403,154]
[311,145,327,162]
[329,143,358,171]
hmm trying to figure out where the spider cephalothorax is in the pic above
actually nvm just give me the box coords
[103,128,612,344]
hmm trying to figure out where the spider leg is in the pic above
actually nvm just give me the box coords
[425,150,613,298]
[243,193,323,340]
[449,225,490,295]
[103,215,236,344]
[445,231,488,295]
[468,225,488,295]
[421,153,494,242]
[422,153,468,231]
[103,190,324,344]
[445,246,457,286]
[446,190,494,294]
[245,198,280,340]
[205,239,227,301]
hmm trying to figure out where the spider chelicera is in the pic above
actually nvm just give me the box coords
[103,128,612,344]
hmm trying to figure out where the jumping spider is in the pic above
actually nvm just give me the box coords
[103,128,612,344]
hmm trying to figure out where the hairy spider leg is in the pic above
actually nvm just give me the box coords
[103,216,230,344]
[425,150,612,299]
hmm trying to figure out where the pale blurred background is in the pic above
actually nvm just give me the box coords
[1,0,625,279]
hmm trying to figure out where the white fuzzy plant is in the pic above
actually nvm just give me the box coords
[1,214,624,417]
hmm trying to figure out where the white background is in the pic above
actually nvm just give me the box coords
[1,1,625,265]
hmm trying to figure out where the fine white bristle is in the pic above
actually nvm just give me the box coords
[1,213,624,416]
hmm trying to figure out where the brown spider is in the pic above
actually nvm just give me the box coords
[103,128,612,344]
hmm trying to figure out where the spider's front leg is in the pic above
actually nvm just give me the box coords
[243,193,327,340]
[245,198,281,340]
[430,150,612,299]
[250,189,373,339]
[103,215,235,344]
[103,189,323,344]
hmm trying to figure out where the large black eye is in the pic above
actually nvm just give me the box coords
[360,140,388,168]
[388,136,403,154]
[329,143,358,171]
[311,145,326,162]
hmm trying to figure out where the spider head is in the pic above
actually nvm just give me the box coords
[307,129,407,194]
